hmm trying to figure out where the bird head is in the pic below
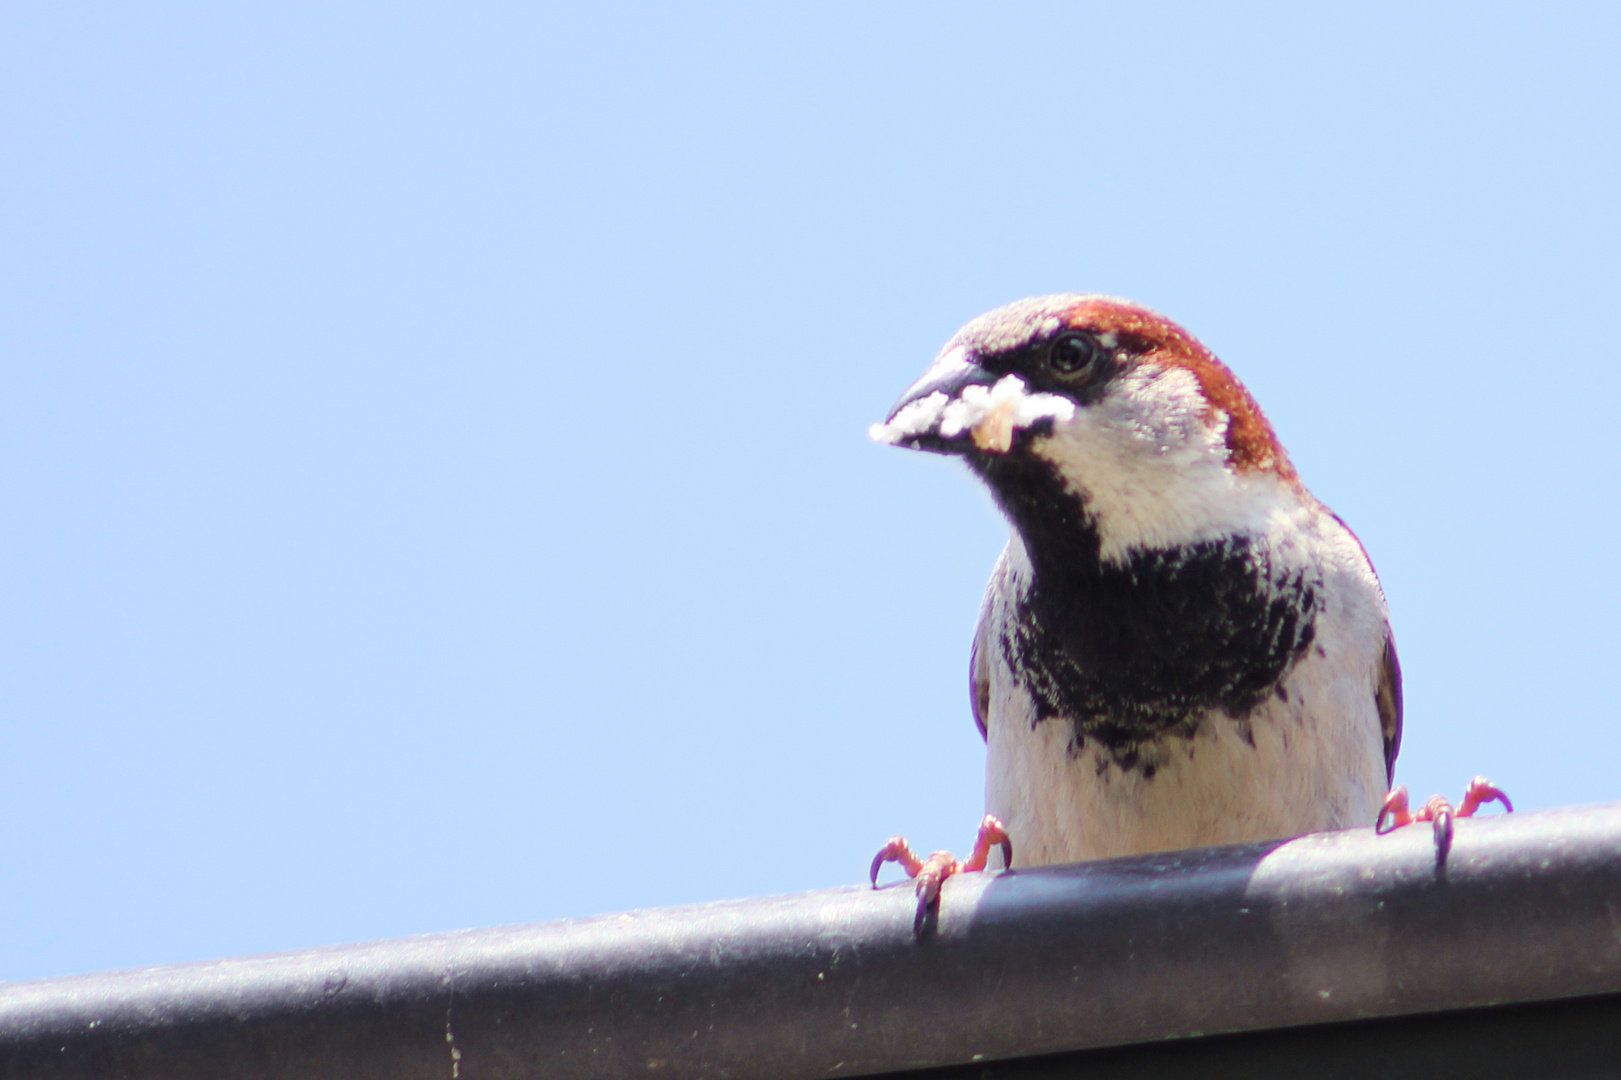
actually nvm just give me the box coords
[871,296,1301,563]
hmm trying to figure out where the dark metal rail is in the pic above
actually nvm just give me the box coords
[6,803,1621,1080]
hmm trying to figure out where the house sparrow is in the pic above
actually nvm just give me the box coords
[869,295,1506,906]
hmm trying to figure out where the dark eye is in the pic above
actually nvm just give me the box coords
[1049,332,1103,377]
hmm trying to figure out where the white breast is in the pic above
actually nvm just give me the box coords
[978,512,1390,869]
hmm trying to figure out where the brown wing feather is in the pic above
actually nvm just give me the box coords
[1376,628,1403,786]
[970,610,991,742]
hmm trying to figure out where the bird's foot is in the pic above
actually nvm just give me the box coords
[1376,775,1512,867]
[870,814,1011,930]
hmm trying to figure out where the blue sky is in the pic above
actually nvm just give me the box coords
[4,4,1620,981]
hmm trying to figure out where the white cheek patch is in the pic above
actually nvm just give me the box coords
[1031,364,1296,561]
[869,374,1076,452]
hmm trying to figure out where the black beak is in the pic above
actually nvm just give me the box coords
[870,347,997,455]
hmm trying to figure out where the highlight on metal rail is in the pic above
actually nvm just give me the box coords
[5,803,1621,1079]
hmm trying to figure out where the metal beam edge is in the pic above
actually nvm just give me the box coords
[5,803,1620,1079]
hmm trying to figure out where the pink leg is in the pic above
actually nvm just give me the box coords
[1377,776,1512,865]
[871,814,1012,909]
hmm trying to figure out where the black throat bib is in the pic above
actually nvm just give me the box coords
[974,452,1320,774]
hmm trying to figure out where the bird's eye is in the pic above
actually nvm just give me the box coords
[1049,332,1103,377]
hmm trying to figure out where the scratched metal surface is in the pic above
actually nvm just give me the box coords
[3,803,1620,1080]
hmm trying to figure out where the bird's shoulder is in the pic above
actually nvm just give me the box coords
[970,544,1024,741]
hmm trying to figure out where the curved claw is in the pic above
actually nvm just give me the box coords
[1459,776,1513,817]
[913,852,956,907]
[1376,785,1411,834]
[870,835,924,887]
[1429,800,1454,866]
[963,814,1013,873]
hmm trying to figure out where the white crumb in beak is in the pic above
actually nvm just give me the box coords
[869,376,1076,449]
[944,377,1075,447]
[972,400,1017,453]
[869,374,1076,452]
[867,391,951,444]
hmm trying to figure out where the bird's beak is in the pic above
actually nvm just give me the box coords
[869,347,995,455]
[868,347,1076,456]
